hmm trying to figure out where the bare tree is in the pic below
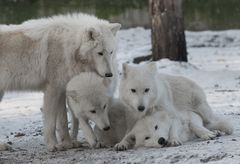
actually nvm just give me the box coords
[149,0,187,62]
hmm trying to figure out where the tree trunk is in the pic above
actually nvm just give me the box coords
[149,0,187,62]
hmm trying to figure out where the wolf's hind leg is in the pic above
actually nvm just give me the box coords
[189,112,216,140]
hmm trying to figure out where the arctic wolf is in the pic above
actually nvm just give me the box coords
[115,63,233,150]
[66,71,129,148]
[0,13,121,151]
[115,109,219,150]
[67,72,115,147]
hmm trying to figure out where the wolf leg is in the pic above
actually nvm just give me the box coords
[78,118,98,148]
[43,85,63,151]
[56,94,77,149]
[189,112,217,140]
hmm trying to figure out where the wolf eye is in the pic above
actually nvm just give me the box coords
[145,136,150,140]
[90,110,96,113]
[131,89,136,93]
[110,51,113,54]
[145,88,150,93]
[155,125,158,130]
[98,52,103,56]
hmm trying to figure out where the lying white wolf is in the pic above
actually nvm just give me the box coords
[0,13,121,151]
[115,63,233,150]
[114,109,220,150]
[94,101,219,150]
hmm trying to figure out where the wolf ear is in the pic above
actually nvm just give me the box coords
[66,90,78,102]
[109,23,121,36]
[122,63,130,79]
[87,27,100,40]
[148,62,157,73]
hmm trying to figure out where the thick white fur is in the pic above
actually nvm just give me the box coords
[115,63,233,150]
[94,98,128,147]
[114,109,220,150]
[0,13,121,151]
[67,72,115,148]
[66,71,128,148]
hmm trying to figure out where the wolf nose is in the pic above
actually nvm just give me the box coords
[158,137,166,145]
[138,105,145,112]
[105,73,113,77]
[103,126,110,131]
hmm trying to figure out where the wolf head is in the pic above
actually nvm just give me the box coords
[119,63,159,117]
[131,111,171,148]
[67,72,113,130]
[75,23,121,78]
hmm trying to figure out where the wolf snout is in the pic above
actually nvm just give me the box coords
[138,105,145,112]
[103,126,110,131]
[105,73,113,77]
[158,137,168,146]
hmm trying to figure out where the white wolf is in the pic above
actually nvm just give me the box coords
[66,71,130,148]
[0,13,121,151]
[95,105,219,150]
[66,72,115,148]
[115,63,233,150]
[114,109,220,150]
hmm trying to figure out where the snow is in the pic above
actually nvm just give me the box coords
[1,27,240,163]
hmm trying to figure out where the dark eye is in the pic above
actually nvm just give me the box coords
[110,51,113,54]
[145,137,150,140]
[90,110,96,113]
[98,52,103,56]
[131,89,136,93]
[103,104,107,109]
[155,125,158,130]
[145,88,150,93]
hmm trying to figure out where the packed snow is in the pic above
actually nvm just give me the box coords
[0,27,240,163]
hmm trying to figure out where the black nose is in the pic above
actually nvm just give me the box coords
[105,73,113,77]
[138,105,145,112]
[158,137,166,145]
[103,126,110,131]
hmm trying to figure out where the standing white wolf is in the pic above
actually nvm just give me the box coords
[115,63,233,150]
[0,13,121,151]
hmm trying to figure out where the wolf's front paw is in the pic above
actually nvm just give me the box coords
[72,140,82,148]
[200,131,216,140]
[114,141,129,151]
[88,138,98,148]
[47,144,65,152]
[168,137,182,147]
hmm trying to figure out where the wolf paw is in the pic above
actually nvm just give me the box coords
[213,130,224,137]
[114,141,129,151]
[47,141,77,152]
[72,140,82,148]
[168,138,182,147]
[200,131,216,140]
[47,144,65,152]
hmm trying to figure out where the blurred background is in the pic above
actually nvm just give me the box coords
[0,0,240,31]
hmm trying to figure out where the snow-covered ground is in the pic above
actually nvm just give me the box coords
[0,28,240,163]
